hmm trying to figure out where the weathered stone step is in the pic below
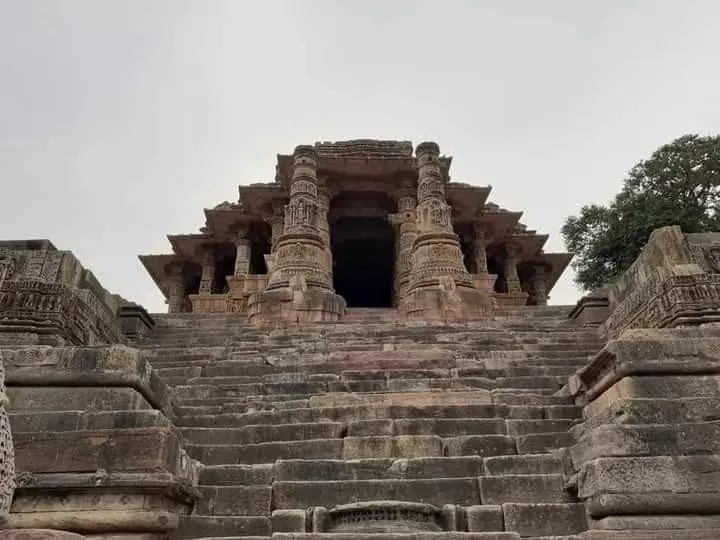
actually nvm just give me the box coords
[185,439,343,465]
[272,454,562,481]
[200,464,274,486]
[9,409,171,432]
[272,534,519,540]
[272,478,481,508]
[500,503,587,537]
[196,485,272,516]
[185,434,523,465]
[479,474,571,503]
[274,457,483,481]
[175,403,581,427]
[172,515,270,539]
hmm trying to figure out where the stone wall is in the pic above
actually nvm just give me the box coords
[4,345,199,537]
[564,328,720,538]
[569,226,720,339]
[0,241,153,345]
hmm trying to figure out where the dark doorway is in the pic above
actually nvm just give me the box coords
[331,217,395,308]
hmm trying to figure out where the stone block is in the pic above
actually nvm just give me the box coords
[195,485,271,516]
[342,436,443,459]
[466,504,504,532]
[502,503,587,536]
[272,509,307,533]
[13,428,182,475]
[484,455,563,475]
[480,474,571,504]
[570,423,720,467]
[7,387,152,412]
[395,418,507,437]
[0,531,86,539]
[444,436,516,457]
[578,456,720,501]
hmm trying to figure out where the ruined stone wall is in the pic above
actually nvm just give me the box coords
[575,226,720,339]
[0,242,150,346]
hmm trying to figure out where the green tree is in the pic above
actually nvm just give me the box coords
[562,134,720,291]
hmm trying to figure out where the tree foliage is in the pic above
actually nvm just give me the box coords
[562,134,720,291]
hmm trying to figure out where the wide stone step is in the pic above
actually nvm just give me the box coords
[172,515,271,539]
[185,439,344,465]
[272,535,519,540]
[274,457,482,481]
[174,404,581,427]
[272,478,481,508]
[185,434,522,465]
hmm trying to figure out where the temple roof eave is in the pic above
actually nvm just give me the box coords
[528,252,574,291]
[138,253,181,299]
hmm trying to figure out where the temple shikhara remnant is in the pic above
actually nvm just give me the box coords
[2,139,720,539]
[140,141,569,322]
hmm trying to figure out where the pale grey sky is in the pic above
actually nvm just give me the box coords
[2,1,719,312]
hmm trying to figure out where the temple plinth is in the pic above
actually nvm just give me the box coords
[140,139,572,323]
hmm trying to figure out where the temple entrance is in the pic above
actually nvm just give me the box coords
[331,217,395,308]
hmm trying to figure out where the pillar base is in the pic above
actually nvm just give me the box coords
[403,276,495,322]
[247,275,346,325]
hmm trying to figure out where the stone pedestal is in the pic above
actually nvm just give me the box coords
[403,142,494,321]
[248,145,345,324]
[188,293,229,313]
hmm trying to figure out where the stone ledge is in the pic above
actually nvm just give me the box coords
[2,345,172,416]
[13,428,184,475]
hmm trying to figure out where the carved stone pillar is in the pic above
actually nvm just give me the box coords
[473,224,489,274]
[530,263,550,306]
[389,178,417,306]
[268,207,285,254]
[404,142,494,321]
[317,177,333,267]
[233,227,251,275]
[165,263,186,314]
[0,356,15,521]
[504,243,522,293]
[198,248,216,294]
[248,145,345,324]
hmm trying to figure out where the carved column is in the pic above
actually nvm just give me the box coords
[233,227,251,275]
[198,248,216,294]
[530,263,550,306]
[317,176,333,268]
[504,243,522,293]
[248,145,345,323]
[404,142,494,320]
[268,208,285,254]
[389,178,417,306]
[473,224,489,274]
[165,263,186,313]
[0,356,15,520]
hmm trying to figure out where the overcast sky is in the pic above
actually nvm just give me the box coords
[2,1,719,312]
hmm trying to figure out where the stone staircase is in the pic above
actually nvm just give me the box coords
[136,306,604,539]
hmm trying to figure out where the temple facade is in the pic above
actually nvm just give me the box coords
[140,140,571,321]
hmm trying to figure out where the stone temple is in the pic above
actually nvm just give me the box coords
[2,140,720,539]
